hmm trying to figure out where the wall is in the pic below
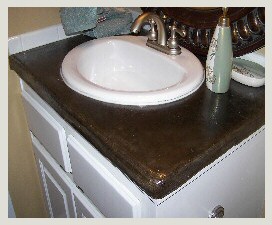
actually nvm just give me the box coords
[8,7,61,218]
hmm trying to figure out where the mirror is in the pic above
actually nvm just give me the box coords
[142,7,265,58]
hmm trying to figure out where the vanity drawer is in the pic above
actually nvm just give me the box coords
[67,135,141,218]
[22,91,72,172]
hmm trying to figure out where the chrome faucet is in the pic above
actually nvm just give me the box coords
[131,12,186,55]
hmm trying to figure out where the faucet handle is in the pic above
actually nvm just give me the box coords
[170,23,186,38]
[167,22,186,49]
[147,19,157,41]
[167,23,179,49]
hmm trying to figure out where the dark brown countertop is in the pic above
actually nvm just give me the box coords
[9,35,265,199]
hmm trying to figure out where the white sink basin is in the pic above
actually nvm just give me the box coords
[61,35,204,106]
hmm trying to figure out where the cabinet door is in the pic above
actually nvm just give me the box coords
[32,135,76,218]
[73,191,104,218]
[41,166,70,218]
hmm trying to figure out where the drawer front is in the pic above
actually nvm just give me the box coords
[22,91,72,172]
[67,135,141,218]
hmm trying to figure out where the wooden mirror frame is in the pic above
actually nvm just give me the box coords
[142,7,265,58]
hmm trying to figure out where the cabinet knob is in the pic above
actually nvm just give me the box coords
[209,205,224,218]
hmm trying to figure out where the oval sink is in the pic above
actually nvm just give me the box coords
[61,35,204,106]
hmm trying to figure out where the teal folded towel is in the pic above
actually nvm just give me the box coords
[60,7,98,35]
[60,7,133,38]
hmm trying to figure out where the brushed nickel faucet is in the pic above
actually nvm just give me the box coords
[131,12,186,55]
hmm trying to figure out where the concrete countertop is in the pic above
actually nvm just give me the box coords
[9,35,265,199]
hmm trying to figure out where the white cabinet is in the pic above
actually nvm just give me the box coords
[22,85,144,218]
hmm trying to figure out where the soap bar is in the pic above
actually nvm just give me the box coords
[232,58,265,87]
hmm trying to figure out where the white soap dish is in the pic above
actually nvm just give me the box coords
[231,58,265,87]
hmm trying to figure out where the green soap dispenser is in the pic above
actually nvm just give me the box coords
[206,7,233,93]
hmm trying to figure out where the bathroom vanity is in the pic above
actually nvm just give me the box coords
[9,33,265,217]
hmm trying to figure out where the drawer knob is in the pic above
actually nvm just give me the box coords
[209,205,224,218]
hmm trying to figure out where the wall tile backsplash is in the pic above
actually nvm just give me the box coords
[8,24,66,55]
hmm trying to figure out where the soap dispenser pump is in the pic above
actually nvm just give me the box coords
[206,7,233,93]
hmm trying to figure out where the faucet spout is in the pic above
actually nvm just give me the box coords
[131,12,167,46]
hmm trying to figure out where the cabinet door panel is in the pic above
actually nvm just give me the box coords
[32,136,76,218]
[42,166,70,218]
